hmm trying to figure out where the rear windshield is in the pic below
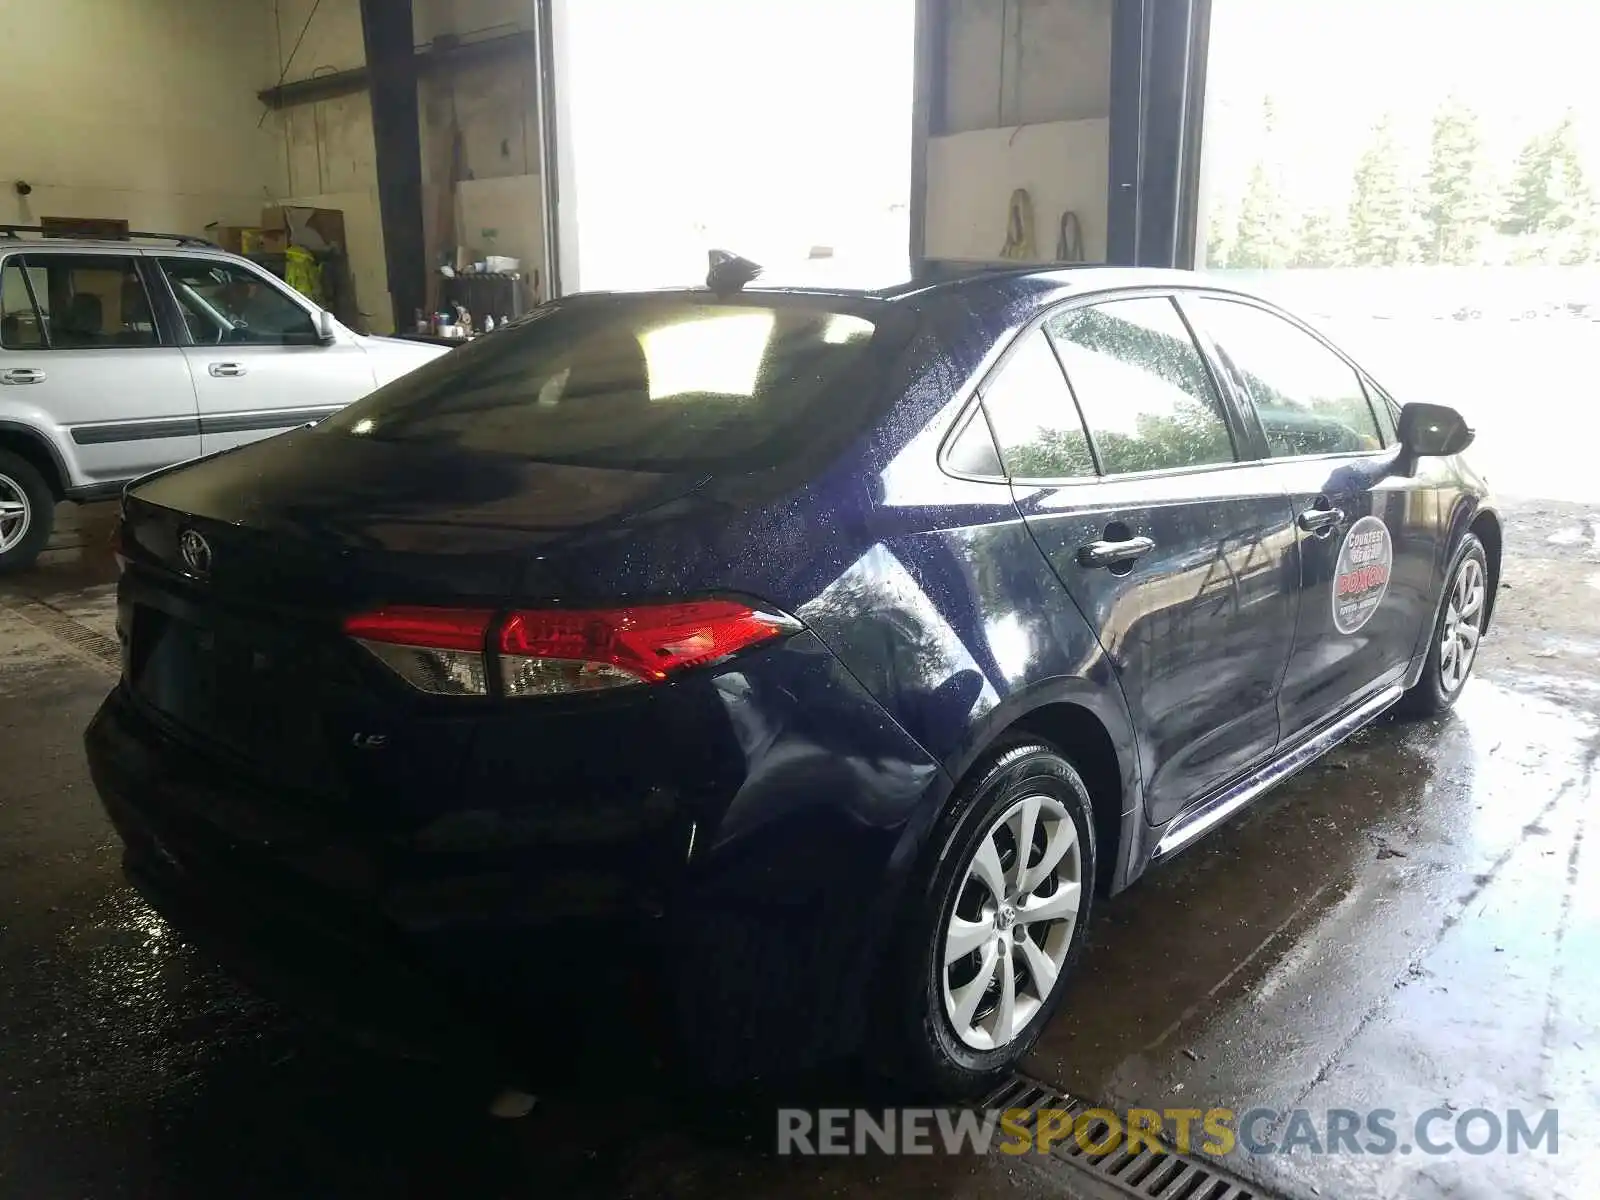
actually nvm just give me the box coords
[322,296,886,471]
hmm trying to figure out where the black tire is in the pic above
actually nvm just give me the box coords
[878,739,1097,1098]
[1397,533,1488,718]
[0,449,55,574]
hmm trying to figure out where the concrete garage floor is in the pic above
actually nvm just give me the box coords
[1,500,1597,1200]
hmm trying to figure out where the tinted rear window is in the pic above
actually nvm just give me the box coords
[322,297,885,471]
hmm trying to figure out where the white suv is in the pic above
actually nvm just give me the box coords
[0,231,449,570]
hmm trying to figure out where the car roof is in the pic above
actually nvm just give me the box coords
[0,235,225,254]
[862,263,1219,301]
[0,241,1226,300]
[571,262,1242,308]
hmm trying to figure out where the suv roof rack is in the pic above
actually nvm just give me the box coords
[0,225,220,249]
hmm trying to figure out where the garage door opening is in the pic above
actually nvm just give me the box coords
[557,0,915,292]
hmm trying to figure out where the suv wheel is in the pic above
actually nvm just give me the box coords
[0,450,55,573]
[883,740,1096,1096]
[1398,533,1488,717]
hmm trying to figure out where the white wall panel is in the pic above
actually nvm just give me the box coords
[924,119,1109,263]
[941,0,1112,133]
[0,0,285,232]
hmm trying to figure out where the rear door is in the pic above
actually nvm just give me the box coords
[151,255,376,454]
[0,249,200,484]
[986,294,1299,826]
[1182,295,1436,741]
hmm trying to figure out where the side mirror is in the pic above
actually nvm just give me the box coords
[316,310,337,344]
[1395,402,1473,473]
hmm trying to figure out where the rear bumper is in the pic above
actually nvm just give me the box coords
[88,689,515,1064]
[85,631,945,1079]
[122,840,490,1063]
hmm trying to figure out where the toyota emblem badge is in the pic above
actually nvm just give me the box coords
[178,529,212,578]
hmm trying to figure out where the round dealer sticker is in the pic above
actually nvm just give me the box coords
[1332,515,1393,634]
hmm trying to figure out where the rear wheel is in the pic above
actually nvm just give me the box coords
[0,450,54,573]
[1398,533,1488,717]
[882,741,1096,1096]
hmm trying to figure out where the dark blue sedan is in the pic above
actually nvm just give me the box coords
[86,265,1498,1094]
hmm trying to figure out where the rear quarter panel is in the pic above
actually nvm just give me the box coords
[786,282,1145,881]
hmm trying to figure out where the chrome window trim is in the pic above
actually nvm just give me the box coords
[937,397,1008,482]
[936,281,1406,487]
[940,285,1253,487]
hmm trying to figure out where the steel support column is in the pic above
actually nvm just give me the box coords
[1106,0,1147,266]
[360,0,427,329]
[1107,0,1211,268]
[908,0,948,276]
[533,0,564,299]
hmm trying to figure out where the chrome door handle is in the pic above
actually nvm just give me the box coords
[1297,506,1346,535]
[1077,536,1156,569]
[208,362,246,377]
[0,368,46,384]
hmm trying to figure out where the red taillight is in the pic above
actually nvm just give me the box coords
[343,601,798,697]
[343,607,494,651]
[499,600,794,695]
[343,606,495,695]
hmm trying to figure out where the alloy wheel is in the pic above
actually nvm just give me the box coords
[942,793,1082,1051]
[1440,556,1486,694]
[0,474,31,555]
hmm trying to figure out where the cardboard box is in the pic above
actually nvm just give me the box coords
[260,205,347,254]
[211,225,262,255]
[41,216,130,241]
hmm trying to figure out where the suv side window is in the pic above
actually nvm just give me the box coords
[1,254,158,350]
[980,328,1096,479]
[1192,297,1384,457]
[157,258,319,346]
[1,260,47,348]
[1044,296,1236,475]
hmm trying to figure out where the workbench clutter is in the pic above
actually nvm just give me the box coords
[208,205,361,330]
[428,245,535,340]
[415,300,507,341]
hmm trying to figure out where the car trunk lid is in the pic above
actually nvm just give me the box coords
[116,430,710,807]
[121,425,712,607]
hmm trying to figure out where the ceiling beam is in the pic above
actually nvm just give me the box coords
[257,29,537,111]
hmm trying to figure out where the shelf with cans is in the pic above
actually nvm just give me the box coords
[405,263,538,345]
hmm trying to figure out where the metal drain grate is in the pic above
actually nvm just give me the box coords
[980,1075,1268,1199]
[2,595,121,673]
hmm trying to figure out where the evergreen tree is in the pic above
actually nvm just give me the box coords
[1563,204,1600,265]
[1422,98,1491,265]
[1347,114,1421,266]
[1229,97,1294,268]
[1205,200,1235,268]
[1291,208,1342,267]
[1499,111,1599,262]
[1501,111,1589,235]
[1231,162,1293,267]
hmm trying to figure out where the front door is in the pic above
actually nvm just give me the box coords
[982,295,1299,826]
[151,256,375,455]
[1183,295,1438,741]
[0,251,200,484]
